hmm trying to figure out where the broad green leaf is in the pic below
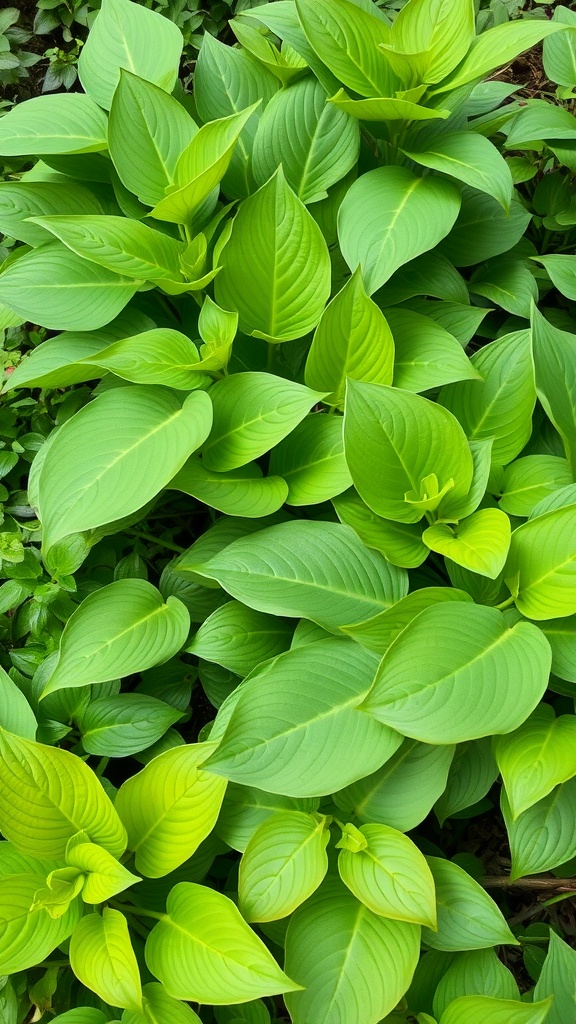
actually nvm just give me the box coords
[386,308,479,393]
[42,580,189,695]
[268,414,352,505]
[36,386,212,551]
[534,930,576,1024]
[360,603,551,743]
[543,5,576,89]
[253,76,359,203]
[284,877,420,1024]
[504,104,576,149]
[495,705,576,820]
[534,255,576,301]
[78,694,183,757]
[540,615,576,682]
[337,822,436,927]
[82,330,208,390]
[0,728,126,858]
[503,780,576,878]
[329,90,449,122]
[215,168,331,341]
[175,515,290,584]
[229,19,307,86]
[505,506,576,619]
[169,458,288,518]
[438,190,531,267]
[122,983,202,1024]
[333,739,455,833]
[304,267,395,408]
[186,601,293,676]
[70,909,142,1010]
[204,639,402,797]
[386,0,474,84]
[404,132,513,209]
[0,181,103,246]
[432,949,519,1019]
[109,71,198,207]
[439,330,536,466]
[51,1011,107,1024]
[401,298,489,347]
[194,520,408,629]
[498,456,572,517]
[66,838,140,904]
[0,665,37,739]
[532,305,576,475]
[216,784,320,853]
[469,254,538,319]
[239,810,329,921]
[0,94,108,156]
[379,251,468,306]
[435,739,499,826]
[0,242,140,332]
[423,509,512,580]
[338,166,461,295]
[439,996,552,1024]
[115,741,227,877]
[145,882,298,1002]
[342,587,472,655]
[0,872,81,973]
[333,490,428,568]
[78,0,183,110]
[201,372,322,472]
[344,380,474,524]
[423,858,517,951]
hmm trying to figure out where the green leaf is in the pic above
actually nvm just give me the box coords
[0,728,126,858]
[122,983,202,1024]
[385,0,474,84]
[201,372,322,472]
[205,639,402,797]
[439,996,552,1024]
[503,780,576,878]
[78,694,183,757]
[360,603,551,743]
[386,308,479,393]
[0,242,140,332]
[284,877,420,1024]
[540,615,576,682]
[169,458,289,518]
[495,705,576,820]
[534,930,576,1024]
[344,380,474,524]
[401,298,489,346]
[66,837,140,904]
[186,601,293,677]
[216,784,319,853]
[337,822,436,928]
[194,519,408,629]
[422,858,517,951]
[533,255,576,302]
[379,251,468,306]
[115,741,227,877]
[403,132,513,210]
[543,5,576,89]
[469,254,538,319]
[304,268,395,408]
[109,71,198,207]
[0,94,108,156]
[36,386,212,551]
[505,506,576,619]
[268,414,352,505]
[70,908,142,1010]
[0,181,104,246]
[215,168,331,341]
[438,190,531,267]
[338,166,461,295]
[0,665,37,739]
[498,456,573,518]
[51,1011,107,1024]
[82,330,208,390]
[229,18,307,86]
[531,305,576,475]
[342,587,472,655]
[78,0,183,110]
[0,872,82,973]
[433,949,519,1018]
[239,810,329,921]
[333,490,428,568]
[145,882,299,1003]
[329,90,450,122]
[253,76,359,203]
[435,739,499,826]
[423,509,512,580]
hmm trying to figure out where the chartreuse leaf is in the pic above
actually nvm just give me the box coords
[384,0,474,84]
[534,930,576,1024]
[505,506,576,619]
[423,509,512,580]
[494,705,576,820]
[215,168,331,341]
[268,414,352,505]
[386,308,478,393]
[439,330,536,466]
[0,94,108,156]
[284,877,420,1024]
[498,456,572,518]
[78,0,182,110]
[205,640,402,797]
[439,996,552,1024]
[201,372,322,472]
[329,90,450,122]
[186,601,293,676]
[503,779,576,879]
[78,694,183,757]
[0,664,37,739]
[432,949,519,1018]
[531,304,576,474]
[229,18,307,86]
[66,836,140,904]
[360,604,551,744]
[0,872,82,973]
[70,908,142,1010]
[342,587,471,655]
[169,458,288,518]
[0,181,103,246]
[115,741,227,877]
[333,491,428,569]
[0,728,126,858]
[109,71,198,207]
[338,166,461,295]
[196,296,238,371]
[344,380,474,524]
[216,784,320,853]
[541,615,576,682]
[435,739,499,826]
[238,810,329,921]
[81,330,208,390]
[423,858,517,951]
[145,882,299,1002]
[337,822,436,928]
[122,983,201,1024]
[42,580,190,696]
[36,386,212,552]
[304,267,394,409]
[195,519,408,629]
[404,133,513,210]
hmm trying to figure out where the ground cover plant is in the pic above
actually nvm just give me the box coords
[1,0,576,1020]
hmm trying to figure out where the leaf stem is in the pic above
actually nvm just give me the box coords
[111,902,165,921]
[125,529,185,554]
[494,596,515,611]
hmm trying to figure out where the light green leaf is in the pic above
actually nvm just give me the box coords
[82,330,208,390]
[78,694,183,757]
[229,18,307,86]
[0,181,103,246]
[342,587,472,655]
[216,783,320,853]
[423,509,512,579]
[122,983,202,1024]
[498,455,572,518]
[543,5,576,89]
[51,1011,107,1024]
[186,601,292,677]
[194,519,408,629]
[503,780,576,878]
[400,298,489,347]
[505,505,576,619]
[169,457,288,518]
[435,739,499,826]
[439,995,552,1024]
[0,665,37,739]
[386,307,479,393]
[66,838,140,904]
[70,908,142,1010]
[268,414,352,505]
[469,254,538,318]
[438,190,531,267]
[215,168,331,341]
[360,603,551,743]
[145,882,299,1002]
[115,741,227,877]
[379,251,468,306]
[338,166,461,295]
[36,386,212,551]
[337,822,436,927]
[495,705,576,820]
[333,490,428,568]
[423,858,517,951]
[532,304,576,475]
[0,872,81,973]
[534,930,576,1024]
[433,948,518,1019]
[329,90,450,121]
[533,256,576,302]
[385,0,474,84]
[404,132,513,209]
[78,0,183,110]
[239,811,329,921]
[540,615,576,682]
[0,94,108,156]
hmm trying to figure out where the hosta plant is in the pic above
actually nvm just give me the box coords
[1,0,576,1020]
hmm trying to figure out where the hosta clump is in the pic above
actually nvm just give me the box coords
[1,0,576,1020]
